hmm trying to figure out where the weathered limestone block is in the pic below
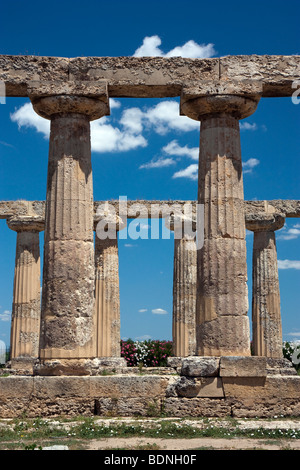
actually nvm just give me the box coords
[231,398,300,418]
[169,376,224,398]
[89,376,168,399]
[2,54,299,98]
[222,376,300,399]
[181,356,220,377]
[94,397,163,417]
[6,216,44,369]
[219,55,300,97]
[164,397,231,418]
[266,357,297,376]
[220,356,267,377]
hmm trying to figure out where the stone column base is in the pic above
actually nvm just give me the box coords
[33,357,127,376]
[9,357,37,375]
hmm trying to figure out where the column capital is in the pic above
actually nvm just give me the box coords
[165,214,197,239]
[94,213,126,235]
[28,80,110,120]
[246,213,285,232]
[7,215,44,233]
[180,81,262,121]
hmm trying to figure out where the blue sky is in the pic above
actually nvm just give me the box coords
[0,0,299,348]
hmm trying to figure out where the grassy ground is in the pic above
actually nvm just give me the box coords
[0,416,299,450]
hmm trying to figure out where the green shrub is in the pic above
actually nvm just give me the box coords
[283,341,300,373]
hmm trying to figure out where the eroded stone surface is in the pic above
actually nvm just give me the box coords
[181,356,220,377]
[220,356,267,377]
[1,55,299,98]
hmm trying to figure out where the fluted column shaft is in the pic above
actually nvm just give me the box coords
[7,217,44,365]
[181,94,260,356]
[30,95,109,372]
[95,237,121,357]
[172,233,197,357]
[248,214,285,357]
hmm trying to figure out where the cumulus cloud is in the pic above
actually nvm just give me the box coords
[278,225,300,241]
[10,101,148,154]
[138,309,148,313]
[172,163,198,181]
[10,99,198,155]
[10,102,50,137]
[242,158,260,174]
[143,101,199,135]
[91,117,147,153]
[278,259,300,270]
[133,35,216,58]
[162,140,198,161]
[152,308,168,314]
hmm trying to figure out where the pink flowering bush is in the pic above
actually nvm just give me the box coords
[121,339,173,367]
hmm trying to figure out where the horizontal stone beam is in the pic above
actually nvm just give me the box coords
[0,55,299,98]
[1,200,299,222]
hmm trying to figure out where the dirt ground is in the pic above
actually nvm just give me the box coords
[1,416,300,451]
[86,435,300,450]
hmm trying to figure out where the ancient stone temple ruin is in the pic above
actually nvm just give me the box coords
[0,54,299,418]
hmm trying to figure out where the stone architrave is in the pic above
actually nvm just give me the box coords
[247,213,285,357]
[166,215,197,357]
[29,90,109,375]
[7,216,44,370]
[181,90,261,356]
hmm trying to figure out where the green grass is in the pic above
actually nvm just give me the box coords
[0,416,300,450]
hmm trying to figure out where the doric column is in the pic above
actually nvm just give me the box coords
[94,212,126,368]
[247,213,285,358]
[167,215,197,357]
[7,216,44,371]
[30,90,109,375]
[181,89,261,356]
[94,236,121,357]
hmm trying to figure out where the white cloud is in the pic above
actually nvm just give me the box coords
[109,98,121,109]
[119,107,144,134]
[242,158,260,174]
[162,139,198,161]
[172,163,198,181]
[0,310,11,322]
[143,101,199,135]
[134,35,163,57]
[10,102,50,137]
[138,309,148,313]
[133,35,216,58]
[152,308,168,314]
[11,99,198,155]
[278,259,300,270]
[10,102,148,153]
[278,224,300,241]
[139,156,176,169]
[240,122,258,131]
